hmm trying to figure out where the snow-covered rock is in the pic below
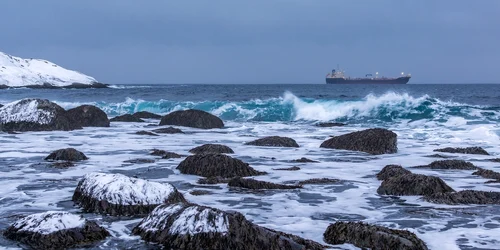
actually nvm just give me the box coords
[3,211,109,249]
[133,203,326,250]
[72,173,186,216]
[0,51,107,88]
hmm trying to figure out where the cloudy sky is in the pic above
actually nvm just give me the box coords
[1,0,499,84]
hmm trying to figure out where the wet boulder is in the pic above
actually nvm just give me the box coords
[124,158,156,164]
[323,221,428,250]
[159,109,224,129]
[132,111,162,119]
[377,173,454,196]
[320,128,397,155]
[162,152,185,159]
[150,149,167,156]
[297,178,341,185]
[177,154,265,178]
[197,176,232,184]
[245,136,299,148]
[135,130,159,136]
[66,105,110,127]
[376,165,412,181]
[72,173,186,216]
[413,160,477,170]
[424,190,500,205]
[45,148,88,162]
[228,177,302,190]
[133,203,326,250]
[434,146,489,155]
[292,157,319,163]
[472,168,500,182]
[274,166,301,171]
[0,99,80,132]
[316,122,346,127]
[110,114,144,122]
[189,144,234,154]
[3,211,109,250]
[152,126,184,134]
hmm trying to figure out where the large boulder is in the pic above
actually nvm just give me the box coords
[228,177,302,190]
[152,126,184,134]
[177,154,265,178]
[0,99,80,132]
[110,114,144,122]
[434,146,489,155]
[377,173,455,196]
[45,148,88,162]
[245,136,299,148]
[376,165,412,181]
[472,168,500,182]
[72,173,186,216]
[189,144,234,154]
[132,111,162,119]
[3,211,109,249]
[133,203,326,250]
[323,222,428,250]
[413,160,477,170]
[320,128,397,155]
[424,190,500,205]
[66,105,110,127]
[159,109,224,129]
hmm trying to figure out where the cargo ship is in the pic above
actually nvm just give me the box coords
[326,68,411,84]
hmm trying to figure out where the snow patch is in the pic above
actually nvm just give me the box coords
[11,211,85,235]
[0,99,55,124]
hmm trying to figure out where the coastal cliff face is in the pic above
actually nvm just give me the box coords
[0,52,106,88]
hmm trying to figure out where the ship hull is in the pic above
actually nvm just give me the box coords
[326,76,410,84]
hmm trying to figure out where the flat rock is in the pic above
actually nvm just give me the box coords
[273,166,301,171]
[424,190,500,205]
[320,128,397,155]
[472,168,500,181]
[189,190,213,196]
[376,165,412,181]
[110,114,144,122]
[377,173,455,196]
[245,136,299,148]
[152,126,184,134]
[228,177,302,190]
[132,111,162,119]
[124,158,156,164]
[135,130,159,136]
[297,178,341,185]
[66,105,110,127]
[162,152,184,159]
[292,157,319,163]
[316,122,346,127]
[189,144,234,154]
[45,148,88,162]
[434,146,489,155]
[159,109,224,129]
[197,176,232,184]
[177,154,265,178]
[424,154,455,159]
[51,161,75,168]
[413,160,477,170]
[150,149,167,156]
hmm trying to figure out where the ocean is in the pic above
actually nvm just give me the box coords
[1,84,500,249]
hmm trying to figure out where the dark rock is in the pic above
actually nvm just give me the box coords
[66,105,110,127]
[197,176,232,184]
[132,111,162,119]
[159,109,224,129]
[424,154,455,159]
[376,165,412,181]
[162,152,184,159]
[434,146,489,155]
[189,144,234,154]
[189,190,213,196]
[51,161,75,168]
[472,168,500,181]
[45,148,88,162]
[274,166,301,171]
[320,128,397,155]
[177,154,265,178]
[3,211,109,250]
[413,160,477,170]
[298,178,341,185]
[0,99,81,132]
[316,122,346,127]
[110,114,144,122]
[424,190,500,205]
[245,136,299,148]
[72,173,186,216]
[133,203,326,250]
[150,149,167,156]
[152,126,184,134]
[135,130,159,136]
[123,158,156,164]
[292,157,319,163]
[228,177,302,190]
[377,173,455,196]
[489,158,500,163]
[323,221,428,250]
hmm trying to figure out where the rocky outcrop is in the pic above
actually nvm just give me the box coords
[376,165,412,181]
[228,177,302,190]
[152,126,184,134]
[3,211,109,250]
[151,149,167,156]
[110,114,144,122]
[0,99,81,132]
[189,144,234,154]
[274,166,301,171]
[197,176,232,184]
[159,109,224,129]
[297,178,341,185]
[132,111,162,119]
[424,190,500,205]
[472,168,500,182]
[413,160,477,170]
[245,136,299,148]
[72,173,186,216]
[162,152,184,159]
[135,130,159,136]
[190,190,213,196]
[434,146,489,155]
[123,158,156,164]
[133,203,325,250]
[316,122,346,127]
[177,154,265,178]
[66,105,110,127]
[320,128,397,155]
[45,148,88,161]
[292,157,319,163]
[323,222,428,250]
[377,173,454,196]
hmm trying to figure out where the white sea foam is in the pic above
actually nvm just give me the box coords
[11,211,85,235]
[0,99,54,124]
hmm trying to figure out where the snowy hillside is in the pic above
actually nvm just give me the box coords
[0,52,106,88]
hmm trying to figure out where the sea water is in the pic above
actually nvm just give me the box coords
[0,84,500,249]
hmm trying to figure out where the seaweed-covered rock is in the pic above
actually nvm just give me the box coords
[177,154,265,178]
[72,173,186,216]
[292,157,319,163]
[133,203,325,250]
[197,176,232,184]
[376,165,412,181]
[3,211,109,250]
[0,99,81,132]
[434,146,489,155]
[228,177,302,190]
[132,111,162,119]
[323,221,428,250]
[320,128,397,155]
[316,122,346,127]
[424,190,500,205]
[377,173,454,196]
[189,144,234,154]
[45,148,88,162]
[110,114,144,122]
[152,126,184,134]
[472,168,500,181]
[135,130,159,136]
[245,136,299,148]
[66,105,110,127]
[274,166,301,171]
[297,178,341,185]
[159,109,224,129]
[413,160,477,170]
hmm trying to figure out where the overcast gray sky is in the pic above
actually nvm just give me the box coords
[1,0,499,84]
